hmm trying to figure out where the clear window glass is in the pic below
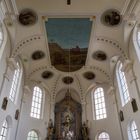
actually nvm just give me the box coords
[98,132,110,140]
[0,120,8,140]
[137,31,140,47]
[27,131,38,140]
[128,121,140,140]
[94,87,107,120]
[0,24,3,47]
[30,86,43,119]
[116,61,130,106]
[9,62,20,102]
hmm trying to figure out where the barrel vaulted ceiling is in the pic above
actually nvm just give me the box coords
[10,0,136,99]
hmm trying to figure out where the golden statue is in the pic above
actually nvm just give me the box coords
[47,119,54,140]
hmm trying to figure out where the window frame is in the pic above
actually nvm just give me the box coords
[27,130,39,140]
[30,86,43,119]
[93,87,107,120]
[9,62,21,103]
[128,121,140,140]
[98,132,110,140]
[116,61,130,106]
[133,24,140,62]
[0,23,3,48]
[0,22,6,63]
[0,120,8,140]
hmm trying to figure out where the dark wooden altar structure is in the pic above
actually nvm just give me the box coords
[54,92,82,140]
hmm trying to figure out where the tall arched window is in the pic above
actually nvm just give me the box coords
[27,130,38,140]
[128,121,140,140]
[9,62,21,102]
[98,132,110,140]
[0,24,3,47]
[30,86,43,119]
[133,25,140,61]
[116,61,130,106]
[137,30,140,47]
[0,120,8,140]
[94,87,107,120]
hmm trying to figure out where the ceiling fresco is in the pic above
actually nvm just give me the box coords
[45,18,92,72]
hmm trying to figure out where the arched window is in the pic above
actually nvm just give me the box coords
[30,86,43,119]
[0,24,3,47]
[98,132,110,140]
[94,87,107,120]
[116,61,130,106]
[9,62,21,102]
[27,130,38,140]
[128,121,140,140]
[0,120,8,140]
[137,30,140,47]
[133,25,140,61]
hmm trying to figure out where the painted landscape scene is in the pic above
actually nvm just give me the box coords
[45,18,92,72]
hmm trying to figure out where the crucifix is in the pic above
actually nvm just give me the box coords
[67,0,71,5]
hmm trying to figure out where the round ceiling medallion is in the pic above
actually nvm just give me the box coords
[83,72,95,80]
[32,50,45,60]
[92,51,107,61]
[18,9,37,26]
[42,71,53,79]
[101,9,121,26]
[63,76,74,84]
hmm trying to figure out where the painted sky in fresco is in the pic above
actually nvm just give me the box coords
[45,18,92,49]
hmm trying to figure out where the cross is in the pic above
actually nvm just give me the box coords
[67,0,71,5]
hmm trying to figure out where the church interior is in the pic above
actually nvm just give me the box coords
[0,0,140,140]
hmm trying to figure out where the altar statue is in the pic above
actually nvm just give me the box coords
[62,106,74,140]
[63,106,73,130]
[47,119,54,140]
[81,121,89,140]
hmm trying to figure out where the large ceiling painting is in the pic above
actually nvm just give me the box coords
[45,18,92,72]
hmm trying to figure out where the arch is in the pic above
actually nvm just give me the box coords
[28,80,51,103]
[30,86,44,119]
[5,115,13,140]
[116,60,130,106]
[132,22,140,62]
[96,131,110,140]
[0,119,8,140]
[95,36,127,59]
[9,61,21,103]
[12,34,43,57]
[92,87,107,120]
[55,88,81,103]
[27,130,39,140]
[6,115,13,128]
[127,120,140,140]
[0,22,9,60]
[37,81,51,97]
[16,56,24,75]
[85,82,97,98]
[0,23,3,48]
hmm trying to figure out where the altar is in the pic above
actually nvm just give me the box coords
[54,91,82,140]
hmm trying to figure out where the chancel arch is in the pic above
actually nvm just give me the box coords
[55,88,81,103]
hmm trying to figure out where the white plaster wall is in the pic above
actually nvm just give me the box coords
[0,26,24,140]
[1,2,140,140]
[113,32,140,140]
[86,84,123,140]
[16,84,51,140]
